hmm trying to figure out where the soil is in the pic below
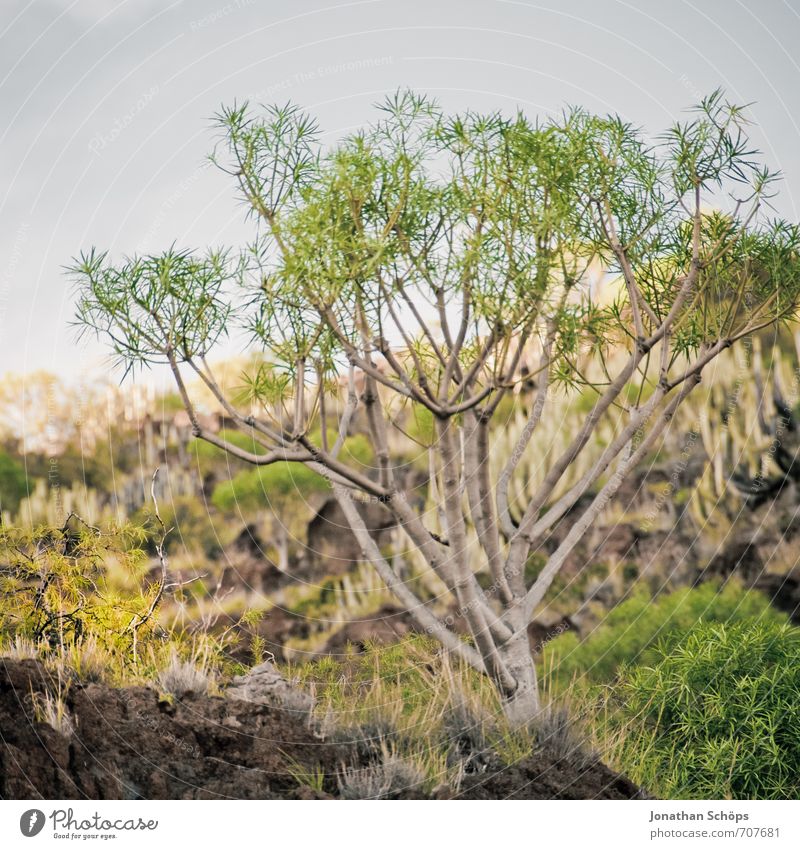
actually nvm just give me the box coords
[0,659,643,800]
[457,753,646,800]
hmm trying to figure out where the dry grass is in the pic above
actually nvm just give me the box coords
[31,672,75,738]
[156,649,212,698]
[47,637,111,684]
[0,635,40,660]
[290,636,592,793]
[338,746,427,799]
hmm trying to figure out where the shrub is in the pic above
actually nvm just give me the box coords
[212,462,329,513]
[189,429,268,476]
[533,702,594,768]
[613,619,800,799]
[338,751,426,799]
[211,433,373,514]
[0,521,152,658]
[0,449,28,514]
[543,580,786,690]
[0,521,237,686]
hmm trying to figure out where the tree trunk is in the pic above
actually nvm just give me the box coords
[498,619,540,728]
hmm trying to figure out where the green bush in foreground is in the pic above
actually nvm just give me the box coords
[614,619,800,799]
[543,580,786,689]
[0,522,241,687]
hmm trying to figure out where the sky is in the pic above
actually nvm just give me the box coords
[2,0,800,387]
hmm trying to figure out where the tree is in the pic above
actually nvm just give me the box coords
[72,90,800,725]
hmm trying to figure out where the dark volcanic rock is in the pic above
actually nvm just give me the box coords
[0,660,643,800]
[306,498,395,576]
[0,659,344,800]
[755,570,800,622]
[457,752,646,800]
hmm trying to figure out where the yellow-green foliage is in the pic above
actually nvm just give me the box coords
[0,521,238,686]
[189,429,269,473]
[0,522,147,652]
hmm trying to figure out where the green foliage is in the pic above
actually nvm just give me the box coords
[67,87,800,726]
[73,245,239,372]
[404,404,435,450]
[19,428,139,490]
[72,90,800,393]
[0,450,28,513]
[543,580,785,689]
[212,462,329,513]
[0,521,149,662]
[188,429,268,477]
[293,636,464,717]
[0,521,235,685]
[189,429,268,461]
[613,619,800,799]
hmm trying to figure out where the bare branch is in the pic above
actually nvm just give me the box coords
[522,373,702,619]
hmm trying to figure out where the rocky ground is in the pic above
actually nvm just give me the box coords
[0,659,642,800]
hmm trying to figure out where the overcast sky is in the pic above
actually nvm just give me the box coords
[2,0,800,385]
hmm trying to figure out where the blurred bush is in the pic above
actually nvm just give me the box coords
[210,433,373,513]
[0,449,28,513]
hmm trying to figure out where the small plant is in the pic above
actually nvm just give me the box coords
[283,753,326,793]
[533,701,594,768]
[156,650,211,699]
[440,690,494,774]
[338,748,426,799]
[0,635,40,659]
[32,676,75,738]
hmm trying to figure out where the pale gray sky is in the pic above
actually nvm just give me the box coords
[2,0,800,384]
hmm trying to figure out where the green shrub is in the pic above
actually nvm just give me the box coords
[212,462,329,512]
[0,522,151,664]
[0,450,28,513]
[0,521,237,685]
[211,433,373,513]
[614,619,800,799]
[543,580,786,689]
